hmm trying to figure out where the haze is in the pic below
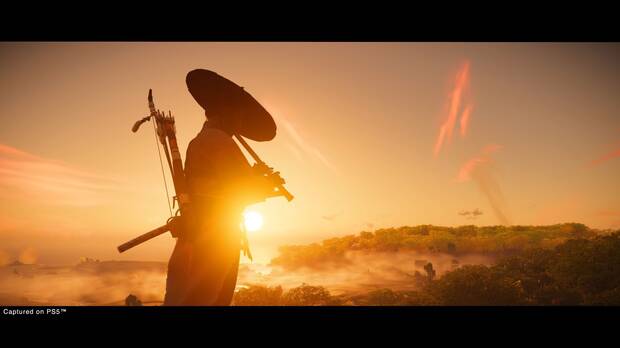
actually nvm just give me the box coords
[0,42,618,265]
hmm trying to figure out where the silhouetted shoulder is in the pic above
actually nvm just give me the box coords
[186,128,244,172]
[202,128,236,146]
[188,128,232,152]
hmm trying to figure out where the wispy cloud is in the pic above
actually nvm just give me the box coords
[457,144,511,225]
[285,141,304,162]
[457,144,502,182]
[0,143,119,207]
[459,104,473,138]
[589,146,620,167]
[434,61,474,157]
[276,115,338,174]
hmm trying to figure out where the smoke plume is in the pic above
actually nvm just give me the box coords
[458,144,511,225]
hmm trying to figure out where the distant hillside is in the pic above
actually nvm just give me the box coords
[271,223,601,270]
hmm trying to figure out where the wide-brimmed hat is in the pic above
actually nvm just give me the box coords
[186,69,276,142]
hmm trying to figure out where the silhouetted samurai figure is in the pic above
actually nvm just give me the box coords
[163,112,272,306]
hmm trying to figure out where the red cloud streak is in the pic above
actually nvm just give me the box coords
[434,61,472,157]
[590,148,620,167]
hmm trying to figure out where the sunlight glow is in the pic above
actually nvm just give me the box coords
[244,211,264,232]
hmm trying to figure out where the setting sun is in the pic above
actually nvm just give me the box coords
[244,211,264,232]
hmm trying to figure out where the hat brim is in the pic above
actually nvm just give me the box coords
[186,69,277,142]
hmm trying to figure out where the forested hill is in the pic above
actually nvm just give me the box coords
[271,223,604,270]
[237,230,620,305]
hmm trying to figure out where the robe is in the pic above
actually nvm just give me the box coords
[163,121,265,306]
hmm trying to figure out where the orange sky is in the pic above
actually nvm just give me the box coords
[0,42,619,265]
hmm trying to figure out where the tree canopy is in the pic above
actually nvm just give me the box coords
[271,223,598,270]
[236,228,620,306]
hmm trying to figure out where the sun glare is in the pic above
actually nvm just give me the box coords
[244,211,264,232]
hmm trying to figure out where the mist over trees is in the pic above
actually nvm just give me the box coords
[270,223,597,270]
[235,227,620,306]
[2,223,617,306]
